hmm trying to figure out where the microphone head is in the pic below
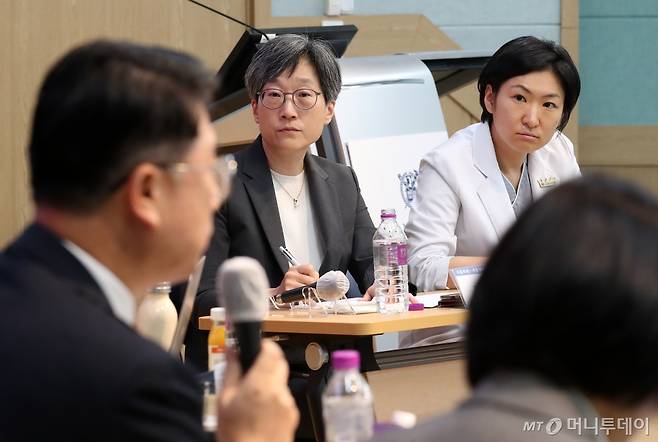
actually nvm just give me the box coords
[316,271,350,301]
[216,257,269,323]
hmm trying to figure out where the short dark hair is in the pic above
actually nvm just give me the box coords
[29,40,217,212]
[244,34,341,103]
[467,175,658,405]
[478,36,580,132]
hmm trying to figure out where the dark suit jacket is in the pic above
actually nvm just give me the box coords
[0,224,204,442]
[185,137,376,371]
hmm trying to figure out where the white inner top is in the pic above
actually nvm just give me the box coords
[270,169,323,271]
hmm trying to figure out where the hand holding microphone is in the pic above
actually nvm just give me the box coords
[217,340,299,442]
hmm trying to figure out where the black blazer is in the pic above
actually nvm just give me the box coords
[184,138,375,370]
[197,137,375,309]
[0,224,204,442]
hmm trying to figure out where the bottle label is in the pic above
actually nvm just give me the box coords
[323,395,374,441]
[385,243,407,265]
[397,243,408,265]
[208,346,226,371]
[213,360,228,395]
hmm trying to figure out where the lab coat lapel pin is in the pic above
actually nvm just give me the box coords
[537,176,557,188]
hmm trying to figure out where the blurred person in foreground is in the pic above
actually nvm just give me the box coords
[0,40,297,441]
[377,174,658,441]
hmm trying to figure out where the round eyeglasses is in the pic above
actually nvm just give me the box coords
[164,154,237,188]
[257,88,322,110]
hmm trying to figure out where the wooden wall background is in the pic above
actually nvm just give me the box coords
[0,0,247,247]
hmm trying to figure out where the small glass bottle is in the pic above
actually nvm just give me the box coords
[136,282,178,349]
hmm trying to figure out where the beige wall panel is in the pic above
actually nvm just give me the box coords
[560,0,579,155]
[446,80,480,121]
[214,106,259,147]
[366,359,469,422]
[253,13,458,57]
[582,166,658,197]
[560,25,579,66]
[580,126,658,166]
[561,0,579,32]
[440,95,479,137]
[344,15,458,56]
[1,0,247,246]
[0,1,31,245]
[410,15,460,53]
[560,25,579,154]
[251,0,459,56]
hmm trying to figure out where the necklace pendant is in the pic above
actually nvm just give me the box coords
[293,198,298,208]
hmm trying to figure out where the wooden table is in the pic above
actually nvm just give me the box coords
[198,307,466,335]
[199,306,468,441]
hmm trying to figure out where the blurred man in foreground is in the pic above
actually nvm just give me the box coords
[0,40,297,441]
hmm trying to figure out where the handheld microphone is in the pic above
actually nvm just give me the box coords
[274,281,317,304]
[216,257,269,373]
[273,271,350,304]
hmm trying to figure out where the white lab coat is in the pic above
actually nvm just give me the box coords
[406,122,580,290]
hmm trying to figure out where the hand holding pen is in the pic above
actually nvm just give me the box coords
[278,246,300,266]
[274,246,319,295]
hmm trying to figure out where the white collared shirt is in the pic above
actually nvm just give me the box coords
[63,240,136,326]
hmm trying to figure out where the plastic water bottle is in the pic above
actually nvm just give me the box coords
[373,209,409,314]
[322,350,374,442]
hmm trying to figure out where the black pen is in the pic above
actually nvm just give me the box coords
[278,245,300,266]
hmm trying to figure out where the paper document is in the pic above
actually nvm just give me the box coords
[312,299,378,314]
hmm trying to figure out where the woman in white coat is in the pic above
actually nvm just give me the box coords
[406,36,581,291]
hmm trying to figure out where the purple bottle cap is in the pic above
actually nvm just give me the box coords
[408,303,424,311]
[331,350,360,370]
[380,208,397,219]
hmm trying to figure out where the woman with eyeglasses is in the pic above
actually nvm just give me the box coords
[185,34,376,370]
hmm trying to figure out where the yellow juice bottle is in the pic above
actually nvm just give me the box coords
[208,307,226,371]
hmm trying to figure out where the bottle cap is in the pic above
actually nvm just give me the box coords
[210,307,226,322]
[380,208,397,219]
[331,349,360,370]
[408,303,424,311]
[391,410,417,429]
[150,281,171,294]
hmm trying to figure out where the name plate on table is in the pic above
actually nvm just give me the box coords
[449,264,484,308]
